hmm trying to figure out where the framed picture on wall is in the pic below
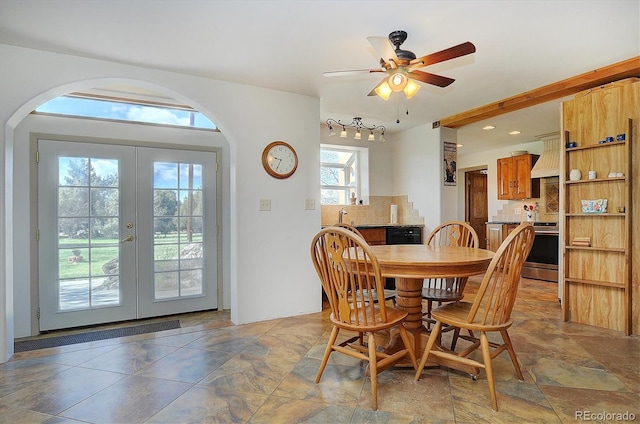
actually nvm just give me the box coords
[443,142,457,186]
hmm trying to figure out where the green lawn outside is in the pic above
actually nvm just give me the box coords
[58,234,203,279]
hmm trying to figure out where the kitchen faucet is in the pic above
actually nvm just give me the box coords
[338,207,348,223]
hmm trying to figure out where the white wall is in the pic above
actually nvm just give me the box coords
[0,44,322,362]
[392,123,443,234]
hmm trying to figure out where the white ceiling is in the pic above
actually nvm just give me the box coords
[1,0,638,154]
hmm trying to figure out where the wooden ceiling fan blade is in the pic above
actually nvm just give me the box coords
[408,41,476,71]
[367,36,399,64]
[408,70,455,87]
[323,69,384,77]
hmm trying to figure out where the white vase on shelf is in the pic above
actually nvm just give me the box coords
[569,169,582,181]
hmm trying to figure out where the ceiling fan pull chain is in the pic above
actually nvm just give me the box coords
[396,93,401,124]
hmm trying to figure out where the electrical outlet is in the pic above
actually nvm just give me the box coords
[515,207,521,215]
[305,198,315,210]
[259,199,271,211]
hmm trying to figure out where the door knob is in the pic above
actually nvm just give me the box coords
[121,235,134,243]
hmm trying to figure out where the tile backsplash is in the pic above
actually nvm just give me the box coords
[321,195,424,226]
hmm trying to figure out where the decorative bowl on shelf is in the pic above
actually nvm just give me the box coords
[510,150,527,156]
[581,199,607,214]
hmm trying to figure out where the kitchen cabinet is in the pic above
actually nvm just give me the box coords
[497,154,541,200]
[357,228,386,245]
[356,226,423,246]
[561,78,637,335]
[486,223,519,252]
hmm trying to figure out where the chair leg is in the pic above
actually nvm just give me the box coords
[500,329,524,381]
[425,300,433,330]
[367,332,378,410]
[315,326,339,383]
[415,320,442,380]
[397,324,418,369]
[450,327,460,351]
[480,332,498,411]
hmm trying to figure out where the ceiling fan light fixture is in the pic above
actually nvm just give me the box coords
[388,72,408,92]
[403,79,421,99]
[374,81,392,100]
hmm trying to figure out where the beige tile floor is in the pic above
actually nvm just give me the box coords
[1,277,638,423]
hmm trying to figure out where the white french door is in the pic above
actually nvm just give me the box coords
[37,140,218,331]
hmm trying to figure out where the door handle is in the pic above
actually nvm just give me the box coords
[121,235,134,243]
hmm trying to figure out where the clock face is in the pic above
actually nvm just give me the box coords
[262,141,298,179]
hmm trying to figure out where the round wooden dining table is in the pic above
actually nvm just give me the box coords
[368,244,494,369]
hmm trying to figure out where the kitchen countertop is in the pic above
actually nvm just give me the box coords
[486,221,558,225]
[355,224,424,229]
[322,224,424,229]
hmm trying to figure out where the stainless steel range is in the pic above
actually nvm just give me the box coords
[522,222,559,282]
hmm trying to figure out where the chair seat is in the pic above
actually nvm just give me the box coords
[330,306,408,333]
[421,287,463,302]
[354,289,396,303]
[431,301,514,332]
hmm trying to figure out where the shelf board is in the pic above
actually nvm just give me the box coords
[565,177,625,185]
[565,140,626,152]
[564,246,626,253]
[565,277,626,289]
[564,213,625,217]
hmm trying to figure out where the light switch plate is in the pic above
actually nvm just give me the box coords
[259,199,271,211]
[305,199,315,210]
[515,207,521,215]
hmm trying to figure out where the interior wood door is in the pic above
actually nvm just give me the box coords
[465,170,488,249]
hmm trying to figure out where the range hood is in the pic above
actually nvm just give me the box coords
[531,135,560,178]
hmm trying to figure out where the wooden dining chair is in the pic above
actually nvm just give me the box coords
[332,223,396,306]
[310,226,418,410]
[422,221,479,333]
[414,222,535,411]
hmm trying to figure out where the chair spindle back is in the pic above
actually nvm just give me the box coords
[466,222,535,326]
[311,227,388,326]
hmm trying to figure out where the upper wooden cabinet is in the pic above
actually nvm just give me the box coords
[497,154,540,200]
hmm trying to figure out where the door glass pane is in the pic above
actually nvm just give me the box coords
[57,156,121,311]
[152,161,205,300]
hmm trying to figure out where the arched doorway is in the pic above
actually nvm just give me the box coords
[4,79,230,350]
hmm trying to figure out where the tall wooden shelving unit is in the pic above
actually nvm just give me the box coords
[561,79,638,335]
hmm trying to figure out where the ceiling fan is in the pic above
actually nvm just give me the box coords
[323,30,476,100]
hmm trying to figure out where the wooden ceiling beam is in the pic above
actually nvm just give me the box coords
[434,56,640,129]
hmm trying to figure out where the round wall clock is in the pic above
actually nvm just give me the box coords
[262,141,298,179]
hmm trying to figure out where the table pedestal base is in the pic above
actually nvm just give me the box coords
[385,277,480,376]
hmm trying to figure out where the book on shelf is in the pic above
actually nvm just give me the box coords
[571,236,591,247]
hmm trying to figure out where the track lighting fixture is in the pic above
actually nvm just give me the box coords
[326,117,386,142]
